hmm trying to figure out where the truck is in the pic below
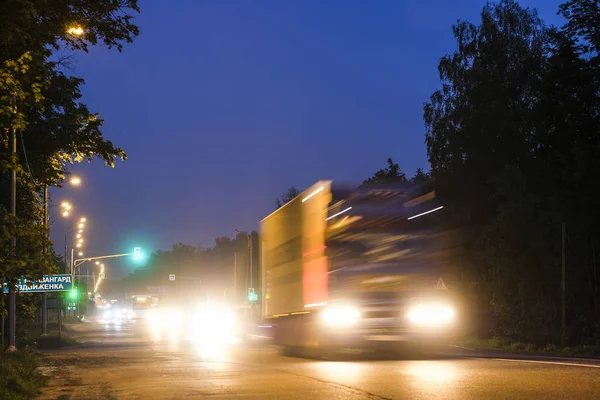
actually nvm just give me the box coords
[260,180,459,357]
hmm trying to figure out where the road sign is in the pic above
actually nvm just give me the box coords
[435,277,448,290]
[169,274,175,281]
[3,274,73,293]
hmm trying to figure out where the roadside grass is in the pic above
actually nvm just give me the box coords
[18,323,80,350]
[0,322,81,399]
[459,336,600,357]
[0,348,46,400]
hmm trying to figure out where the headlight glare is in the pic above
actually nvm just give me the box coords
[321,305,360,327]
[407,304,454,325]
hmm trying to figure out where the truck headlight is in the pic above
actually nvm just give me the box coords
[321,305,360,327]
[407,304,454,325]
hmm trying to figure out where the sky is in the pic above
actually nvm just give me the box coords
[49,0,564,276]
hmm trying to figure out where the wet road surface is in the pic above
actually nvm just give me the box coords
[37,320,600,399]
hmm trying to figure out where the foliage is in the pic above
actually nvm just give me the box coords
[424,0,600,345]
[363,158,407,185]
[0,347,45,400]
[275,186,300,209]
[364,158,431,189]
[21,65,127,186]
[0,0,140,347]
[0,0,140,61]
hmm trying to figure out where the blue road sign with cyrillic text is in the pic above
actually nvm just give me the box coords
[3,274,73,293]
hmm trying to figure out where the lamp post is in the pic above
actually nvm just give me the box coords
[42,180,77,334]
[7,127,17,352]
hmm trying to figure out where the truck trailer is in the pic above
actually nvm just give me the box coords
[260,180,458,357]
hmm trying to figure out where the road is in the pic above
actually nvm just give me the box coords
[37,320,600,399]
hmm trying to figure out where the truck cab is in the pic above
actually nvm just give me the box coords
[260,180,458,357]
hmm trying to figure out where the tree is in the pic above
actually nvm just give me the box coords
[363,158,407,185]
[423,0,600,345]
[0,1,140,343]
[409,168,430,185]
[275,186,300,209]
[0,0,140,62]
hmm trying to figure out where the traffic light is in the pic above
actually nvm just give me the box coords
[133,247,143,260]
[248,288,258,302]
[69,288,78,299]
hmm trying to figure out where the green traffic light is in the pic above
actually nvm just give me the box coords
[69,288,78,299]
[133,247,144,260]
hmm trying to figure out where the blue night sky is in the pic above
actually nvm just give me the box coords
[50,0,563,275]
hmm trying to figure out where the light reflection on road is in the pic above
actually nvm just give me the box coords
[405,360,460,383]
[314,361,364,381]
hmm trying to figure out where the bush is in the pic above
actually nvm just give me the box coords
[0,349,45,400]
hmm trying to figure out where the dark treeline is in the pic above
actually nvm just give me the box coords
[115,234,259,305]
[425,0,600,345]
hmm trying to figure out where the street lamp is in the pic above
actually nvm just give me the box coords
[69,176,82,186]
[67,26,84,36]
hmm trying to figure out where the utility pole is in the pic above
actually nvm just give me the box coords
[249,235,253,291]
[7,127,17,352]
[42,185,49,335]
[561,222,566,346]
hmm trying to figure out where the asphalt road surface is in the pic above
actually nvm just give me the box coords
[37,320,600,399]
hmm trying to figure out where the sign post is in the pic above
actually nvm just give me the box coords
[3,274,74,294]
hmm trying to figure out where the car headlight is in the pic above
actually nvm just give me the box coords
[321,305,360,327]
[166,311,182,326]
[407,304,454,325]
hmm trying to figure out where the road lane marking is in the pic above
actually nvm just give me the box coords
[491,358,600,369]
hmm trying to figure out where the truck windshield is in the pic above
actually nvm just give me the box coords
[325,188,450,273]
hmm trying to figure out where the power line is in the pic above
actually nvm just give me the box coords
[18,130,38,187]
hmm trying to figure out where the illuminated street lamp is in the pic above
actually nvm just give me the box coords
[67,26,84,36]
[62,210,70,217]
[69,176,82,186]
[78,223,84,229]
[76,233,81,238]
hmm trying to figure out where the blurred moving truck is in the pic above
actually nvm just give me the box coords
[260,180,458,356]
